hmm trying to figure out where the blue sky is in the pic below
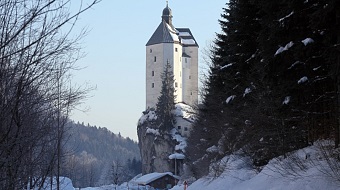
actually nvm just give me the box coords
[70,0,227,141]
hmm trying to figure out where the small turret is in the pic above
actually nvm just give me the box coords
[162,1,173,26]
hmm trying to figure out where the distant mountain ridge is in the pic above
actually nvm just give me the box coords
[62,121,141,188]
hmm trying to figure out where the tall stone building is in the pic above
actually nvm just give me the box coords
[145,3,199,109]
[138,3,198,175]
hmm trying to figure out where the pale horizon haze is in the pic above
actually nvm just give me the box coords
[70,0,227,141]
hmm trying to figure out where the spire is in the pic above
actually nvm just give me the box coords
[162,1,173,26]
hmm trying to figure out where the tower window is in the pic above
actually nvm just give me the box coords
[184,127,188,131]
[152,71,154,76]
[189,75,191,79]
[175,48,178,52]
[177,126,181,130]
[175,82,178,87]
[180,71,181,77]
[154,56,157,62]
[191,92,193,95]
[152,83,154,88]
[150,49,152,53]
[185,58,187,63]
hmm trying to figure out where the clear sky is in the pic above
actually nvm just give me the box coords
[70,0,227,141]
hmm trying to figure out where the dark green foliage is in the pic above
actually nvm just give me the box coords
[155,61,176,132]
[187,0,340,177]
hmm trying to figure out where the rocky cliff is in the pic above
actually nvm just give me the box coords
[137,104,193,175]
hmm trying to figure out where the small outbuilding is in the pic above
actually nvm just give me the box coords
[135,172,179,189]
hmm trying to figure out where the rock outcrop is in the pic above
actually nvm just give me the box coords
[137,123,175,174]
[137,104,194,175]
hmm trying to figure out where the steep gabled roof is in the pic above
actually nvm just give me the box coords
[146,23,199,47]
[146,21,179,46]
[177,28,199,47]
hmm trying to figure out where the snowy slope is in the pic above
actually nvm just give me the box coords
[49,143,340,190]
[185,142,340,190]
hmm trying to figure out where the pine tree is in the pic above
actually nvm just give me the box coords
[155,60,176,133]
[187,0,263,177]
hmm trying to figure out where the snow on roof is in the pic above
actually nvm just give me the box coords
[169,153,185,159]
[178,32,191,37]
[135,172,179,185]
[181,39,196,45]
[173,103,195,121]
[166,23,180,42]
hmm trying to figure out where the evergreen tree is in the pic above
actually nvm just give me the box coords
[187,0,262,177]
[155,60,176,132]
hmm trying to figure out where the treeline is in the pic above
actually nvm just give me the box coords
[62,122,141,188]
[187,0,340,178]
[0,0,99,189]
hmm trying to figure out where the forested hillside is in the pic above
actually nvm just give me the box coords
[187,0,340,178]
[61,122,141,188]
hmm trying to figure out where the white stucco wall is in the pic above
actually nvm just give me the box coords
[182,46,198,106]
[146,44,164,109]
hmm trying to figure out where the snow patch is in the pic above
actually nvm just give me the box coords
[178,32,191,37]
[181,39,196,45]
[243,88,252,97]
[169,153,185,159]
[279,11,294,22]
[298,76,308,84]
[171,128,187,152]
[173,103,195,122]
[138,110,157,125]
[288,61,304,69]
[135,172,179,186]
[226,95,236,104]
[302,38,314,46]
[283,96,291,105]
[275,41,294,56]
[206,145,219,153]
[187,143,340,190]
[313,66,321,71]
[220,63,233,70]
[146,127,160,136]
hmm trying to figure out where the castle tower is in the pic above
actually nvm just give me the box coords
[145,3,199,109]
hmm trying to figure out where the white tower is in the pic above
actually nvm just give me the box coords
[145,3,199,109]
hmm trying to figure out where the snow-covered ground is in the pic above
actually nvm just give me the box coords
[46,145,340,190]
[182,142,340,190]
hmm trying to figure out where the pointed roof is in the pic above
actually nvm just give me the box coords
[146,4,199,47]
[146,20,179,46]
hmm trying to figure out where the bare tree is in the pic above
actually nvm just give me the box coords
[0,0,99,189]
[110,159,124,190]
